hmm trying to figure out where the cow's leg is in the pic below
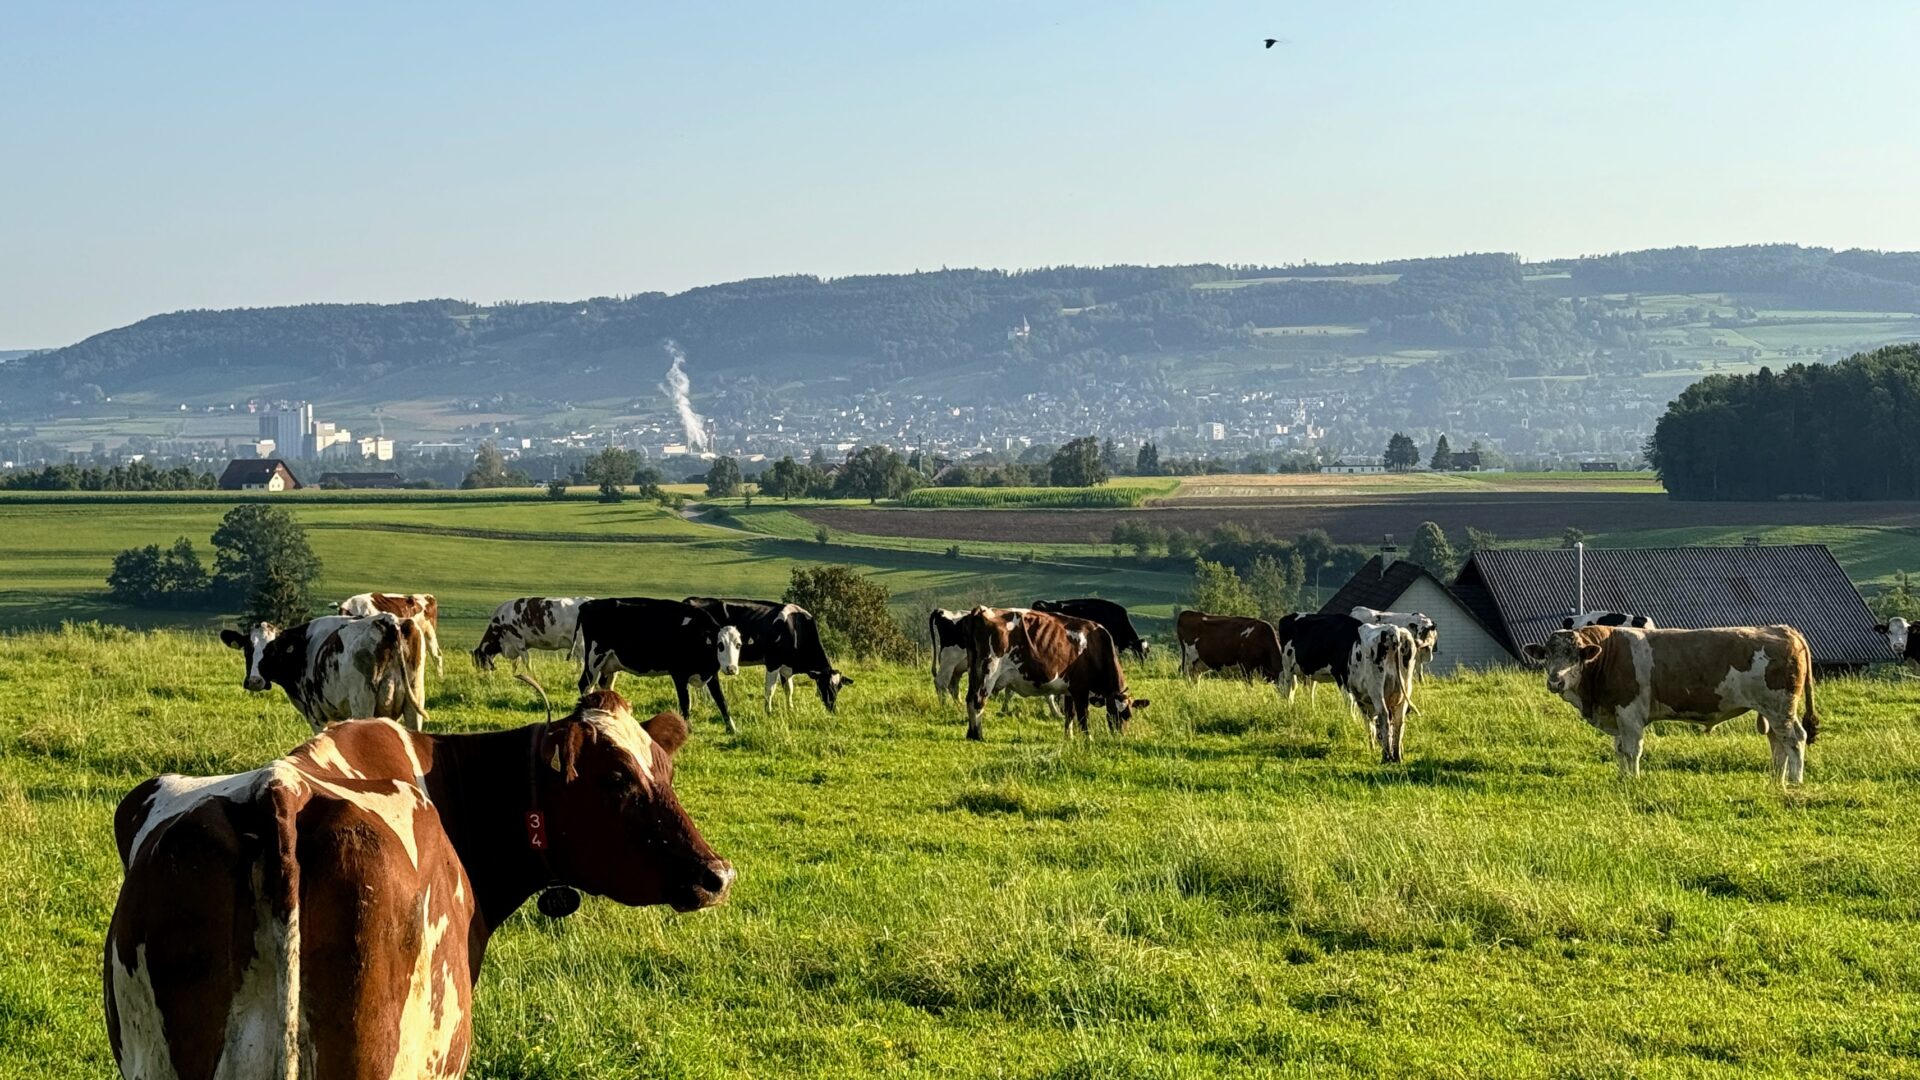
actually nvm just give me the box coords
[1613,714,1646,778]
[673,675,694,722]
[706,676,735,734]
[1387,710,1405,764]
[783,672,795,711]
[965,663,991,741]
[1046,694,1064,718]
[764,668,781,712]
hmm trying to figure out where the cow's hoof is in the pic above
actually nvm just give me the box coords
[966,728,984,742]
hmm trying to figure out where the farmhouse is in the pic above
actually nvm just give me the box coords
[1450,544,1887,668]
[217,458,302,492]
[1320,457,1385,474]
[1318,550,1512,674]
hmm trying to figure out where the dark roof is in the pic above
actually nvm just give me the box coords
[1450,450,1482,468]
[1455,545,1886,666]
[1321,554,1507,646]
[217,458,301,490]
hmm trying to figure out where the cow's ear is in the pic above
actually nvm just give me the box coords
[1579,643,1603,663]
[220,629,247,650]
[1132,698,1151,711]
[837,674,855,687]
[643,711,690,759]
[545,722,589,782]
[1521,643,1547,663]
[1877,624,1890,634]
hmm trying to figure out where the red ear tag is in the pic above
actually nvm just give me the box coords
[525,810,548,850]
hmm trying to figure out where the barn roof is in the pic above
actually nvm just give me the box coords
[1320,554,1507,646]
[217,458,300,489]
[1454,545,1887,666]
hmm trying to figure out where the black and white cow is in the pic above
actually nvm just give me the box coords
[683,597,853,712]
[1274,612,1366,704]
[575,598,744,732]
[1563,610,1657,630]
[930,608,969,700]
[1877,617,1920,667]
[1351,606,1438,679]
[1275,614,1418,762]
[220,613,430,731]
[1031,598,1150,659]
[472,596,593,672]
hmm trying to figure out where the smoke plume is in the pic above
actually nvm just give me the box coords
[660,341,708,452]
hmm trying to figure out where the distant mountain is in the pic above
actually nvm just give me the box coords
[4,245,1918,418]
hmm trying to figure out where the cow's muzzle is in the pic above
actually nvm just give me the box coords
[674,858,735,912]
[243,676,269,692]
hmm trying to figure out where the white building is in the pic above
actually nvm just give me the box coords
[1198,422,1226,442]
[1321,457,1385,474]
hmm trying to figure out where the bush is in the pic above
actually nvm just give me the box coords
[107,537,209,609]
[211,505,320,626]
[945,544,962,560]
[815,526,831,546]
[783,565,917,663]
[546,479,570,500]
[1189,558,1258,618]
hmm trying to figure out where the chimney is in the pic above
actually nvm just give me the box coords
[1381,533,1397,570]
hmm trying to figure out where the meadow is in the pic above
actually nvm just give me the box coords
[6,627,1920,1078]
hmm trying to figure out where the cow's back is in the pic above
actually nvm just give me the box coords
[1641,624,1813,722]
[106,722,474,1079]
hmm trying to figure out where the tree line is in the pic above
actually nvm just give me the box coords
[1647,343,1920,500]
[1,461,216,491]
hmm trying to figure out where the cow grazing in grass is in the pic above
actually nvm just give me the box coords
[960,606,1146,740]
[1562,610,1656,631]
[103,691,732,1080]
[1175,610,1285,683]
[221,613,429,732]
[472,596,593,673]
[1032,598,1150,659]
[340,592,444,674]
[929,608,969,700]
[1523,624,1818,782]
[1876,617,1919,667]
[574,598,744,732]
[683,597,852,712]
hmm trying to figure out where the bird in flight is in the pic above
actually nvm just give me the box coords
[1264,37,1290,48]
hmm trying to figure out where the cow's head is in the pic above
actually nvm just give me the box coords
[538,691,734,913]
[1521,629,1604,696]
[814,669,854,712]
[220,623,280,692]
[716,625,742,676]
[471,624,504,671]
[1104,690,1151,731]
[1878,617,1910,657]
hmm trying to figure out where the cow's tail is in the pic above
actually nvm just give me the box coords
[515,671,553,723]
[1801,661,1820,745]
[389,616,431,730]
[928,610,941,670]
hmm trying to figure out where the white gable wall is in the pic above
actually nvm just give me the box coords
[1385,575,1514,674]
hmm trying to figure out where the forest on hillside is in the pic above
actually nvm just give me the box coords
[11,245,1919,399]
[1647,343,1920,500]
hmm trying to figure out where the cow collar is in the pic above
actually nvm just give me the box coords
[526,728,581,919]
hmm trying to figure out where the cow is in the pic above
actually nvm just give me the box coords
[1351,606,1439,679]
[929,608,969,700]
[1274,612,1367,704]
[1875,617,1919,667]
[1349,623,1418,763]
[1563,610,1657,631]
[340,592,444,674]
[221,613,430,732]
[960,606,1147,740]
[683,597,853,712]
[1031,598,1150,659]
[1522,624,1818,782]
[575,598,744,733]
[472,596,594,673]
[104,690,732,1080]
[1175,610,1285,683]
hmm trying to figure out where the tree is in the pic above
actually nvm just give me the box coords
[783,564,916,662]
[760,456,821,500]
[1100,437,1123,475]
[1464,526,1499,553]
[462,442,511,489]
[1560,526,1587,549]
[1111,521,1167,559]
[1430,435,1453,472]
[545,479,569,499]
[107,544,164,606]
[211,505,319,625]
[1874,571,1920,622]
[1383,433,1421,471]
[1247,553,1304,625]
[1408,520,1458,578]
[1049,436,1108,487]
[1136,441,1161,476]
[1188,558,1258,617]
[584,447,638,502]
[704,457,743,498]
[834,445,916,503]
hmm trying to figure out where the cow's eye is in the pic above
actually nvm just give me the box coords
[603,768,629,791]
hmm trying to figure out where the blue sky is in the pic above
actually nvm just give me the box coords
[3,1,1918,345]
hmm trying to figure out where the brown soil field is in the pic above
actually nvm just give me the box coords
[802,494,1920,546]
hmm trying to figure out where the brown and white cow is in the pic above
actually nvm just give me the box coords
[222,613,430,732]
[472,596,593,673]
[960,606,1147,740]
[104,690,732,1080]
[1523,624,1818,782]
[1175,610,1285,683]
[340,592,444,674]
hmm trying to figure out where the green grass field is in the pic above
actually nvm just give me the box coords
[6,629,1920,1078]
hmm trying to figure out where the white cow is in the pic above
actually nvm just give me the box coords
[1351,605,1438,682]
[338,591,444,674]
[472,596,594,672]
[220,613,430,731]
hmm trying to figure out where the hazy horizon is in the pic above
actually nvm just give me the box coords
[6,1,1919,346]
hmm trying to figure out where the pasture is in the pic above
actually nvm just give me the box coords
[6,628,1920,1077]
